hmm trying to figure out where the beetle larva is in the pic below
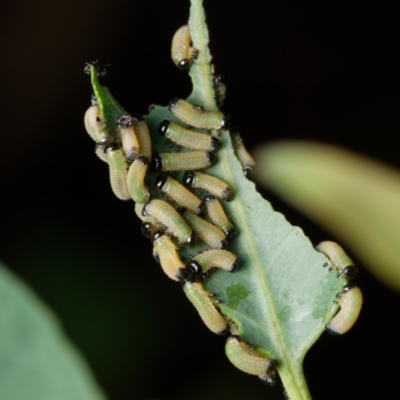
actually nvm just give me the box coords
[315,241,358,280]
[104,143,130,200]
[326,283,363,335]
[84,105,108,143]
[183,281,229,335]
[131,114,152,161]
[171,25,199,71]
[230,132,255,178]
[213,74,227,108]
[142,199,196,247]
[158,120,221,152]
[127,156,150,203]
[183,171,233,202]
[180,208,227,249]
[153,151,215,172]
[225,336,277,386]
[188,249,238,275]
[152,231,191,282]
[115,114,140,163]
[155,174,204,214]
[168,98,230,130]
[204,195,237,239]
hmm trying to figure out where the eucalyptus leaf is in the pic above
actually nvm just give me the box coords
[254,140,400,292]
[0,261,106,400]
[86,1,349,398]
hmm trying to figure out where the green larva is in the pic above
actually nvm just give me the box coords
[158,120,221,151]
[153,151,215,172]
[188,249,238,274]
[230,132,255,178]
[326,284,363,335]
[127,156,150,203]
[225,336,277,386]
[183,171,233,202]
[183,281,229,335]
[168,98,230,130]
[104,143,131,200]
[315,241,358,279]
[180,208,227,249]
[142,199,196,247]
[155,174,204,214]
[204,195,237,239]
[171,25,199,71]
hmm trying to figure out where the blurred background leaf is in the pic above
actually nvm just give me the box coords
[0,261,106,400]
[254,141,400,292]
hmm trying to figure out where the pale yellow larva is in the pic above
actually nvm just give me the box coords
[171,25,199,71]
[326,284,363,335]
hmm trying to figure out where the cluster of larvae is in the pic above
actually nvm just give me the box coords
[83,24,361,389]
[316,241,363,335]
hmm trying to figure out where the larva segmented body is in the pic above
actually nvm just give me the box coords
[183,281,229,335]
[168,98,230,130]
[225,336,277,386]
[153,151,215,172]
[143,199,196,247]
[204,195,237,239]
[180,208,227,249]
[127,156,150,203]
[155,174,204,214]
[171,25,199,71]
[158,120,221,152]
[315,241,358,280]
[183,171,233,202]
[230,132,255,178]
[326,283,363,335]
[152,231,191,282]
[188,249,238,275]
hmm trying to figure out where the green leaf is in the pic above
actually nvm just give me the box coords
[254,140,400,292]
[0,261,107,400]
[86,1,348,398]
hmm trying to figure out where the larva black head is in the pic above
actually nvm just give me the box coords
[186,260,203,277]
[151,230,165,243]
[221,188,234,202]
[229,260,239,272]
[187,231,197,247]
[116,113,134,128]
[342,265,358,280]
[141,222,153,239]
[225,228,238,240]
[104,142,119,153]
[130,113,144,121]
[177,59,190,71]
[210,137,221,150]
[168,98,180,110]
[221,114,231,130]
[244,165,254,178]
[155,174,168,189]
[158,120,170,136]
[206,152,215,164]
[126,148,139,164]
[219,238,228,249]
[96,137,114,149]
[137,156,149,166]
[176,267,194,283]
[152,154,163,172]
[182,171,195,187]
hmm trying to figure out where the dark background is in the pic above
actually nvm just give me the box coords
[1,0,399,399]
